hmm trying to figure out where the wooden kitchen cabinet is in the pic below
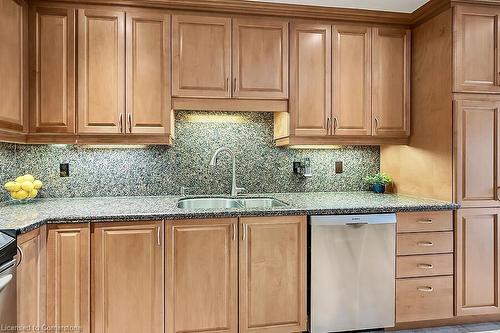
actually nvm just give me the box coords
[92,222,163,333]
[46,224,90,333]
[232,17,288,99]
[77,9,125,134]
[29,6,75,135]
[456,208,500,316]
[454,5,500,93]
[166,219,238,333]
[172,15,231,98]
[455,99,500,207]
[289,22,331,137]
[17,226,46,330]
[332,25,372,136]
[239,216,307,333]
[0,0,27,134]
[372,27,410,137]
[126,11,171,134]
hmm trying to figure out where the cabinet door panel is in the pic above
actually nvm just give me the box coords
[77,9,125,134]
[233,18,288,99]
[372,28,410,137]
[166,219,238,333]
[239,216,307,333]
[46,224,90,333]
[92,222,163,333]
[126,12,170,134]
[332,25,371,136]
[455,100,500,207]
[0,0,27,132]
[456,208,500,316]
[30,6,75,134]
[454,6,500,92]
[290,23,331,137]
[172,15,231,98]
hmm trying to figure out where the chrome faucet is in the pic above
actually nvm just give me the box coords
[209,147,245,196]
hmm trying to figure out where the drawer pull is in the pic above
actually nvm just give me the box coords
[417,241,434,247]
[417,286,434,292]
[417,219,433,224]
[417,263,434,269]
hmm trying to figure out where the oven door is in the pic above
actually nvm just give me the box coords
[0,259,17,327]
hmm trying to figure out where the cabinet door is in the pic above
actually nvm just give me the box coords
[166,219,238,333]
[0,0,27,132]
[454,5,500,93]
[17,227,45,329]
[290,23,331,137]
[233,18,288,99]
[455,100,500,207]
[332,25,371,136]
[372,27,410,137]
[29,6,75,134]
[456,208,500,316]
[239,216,307,333]
[46,224,90,333]
[92,222,163,333]
[126,12,170,135]
[77,9,125,134]
[172,15,231,98]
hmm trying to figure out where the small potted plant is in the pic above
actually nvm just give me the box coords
[365,172,393,194]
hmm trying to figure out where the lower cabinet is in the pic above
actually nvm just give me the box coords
[456,208,500,316]
[92,222,164,333]
[166,216,307,333]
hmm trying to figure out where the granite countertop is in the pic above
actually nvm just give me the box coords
[0,191,459,234]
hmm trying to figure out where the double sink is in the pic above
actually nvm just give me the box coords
[178,197,288,209]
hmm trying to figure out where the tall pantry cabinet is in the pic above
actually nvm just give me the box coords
[381,3,500,324]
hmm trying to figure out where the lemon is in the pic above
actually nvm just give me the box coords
[33,180,43,189]
[21,181,34,192]
[4,181,19,192]
[23,174,35,182]
[10,191,18,199]
[15,176,25,183]
[16,190,28,200]
[28,189,38,198]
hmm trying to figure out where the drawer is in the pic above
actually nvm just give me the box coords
[397,211,453,233]
[397,232,453,255]
[396,276,453,323]
[396,254,453,278]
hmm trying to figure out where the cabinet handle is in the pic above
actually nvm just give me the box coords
[242,224,247,241]
[232,224,236,241]
[128,114,132,133]
[417,263,434,269]
[16,245,23,267]
[333,117,338,134]
[417,286,434,292]
[417,241,434,247]
[226,77,229,92]
[119,114,124,133]
[157,226,161,246]
[233,78,237,93]
[327,117,331,135]
[417,219,433,224]
[374,117,379,130]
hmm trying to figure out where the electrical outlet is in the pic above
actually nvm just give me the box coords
[335,161,343,174]
[60,163,69,177]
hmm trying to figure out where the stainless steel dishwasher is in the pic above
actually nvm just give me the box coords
[0,230,17,327]
[310,213,396,333]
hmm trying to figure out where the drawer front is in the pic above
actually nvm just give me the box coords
[396,254,453,278]
[397,232,453,255]
[397,211,453,233]
[396,276,453,323]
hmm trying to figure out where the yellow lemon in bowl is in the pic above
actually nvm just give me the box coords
[23,174,35,182]
[4,181,20,192]
[15,190,28,200]
[21,181,34,192]
[28,189,38,198]
[15,176,25,183]
[33,180,43,189]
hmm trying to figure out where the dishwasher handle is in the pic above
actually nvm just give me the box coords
[310,213,397,226]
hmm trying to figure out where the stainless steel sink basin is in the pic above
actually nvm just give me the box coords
[177,197,288,209]
[177,198,243,209]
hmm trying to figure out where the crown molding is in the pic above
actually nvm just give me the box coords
[410,0,451,26]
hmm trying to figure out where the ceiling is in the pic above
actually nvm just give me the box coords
[247,0,431,13]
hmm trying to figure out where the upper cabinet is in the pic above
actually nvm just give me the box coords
[372,27,410,137]
[289,22,331,137]
[77,9,125,134]
[0,0,27,134]
[172,15,231,98]
[172,14,289,100]
[454,5,500,93]
[29,6,75,135]
[233,18,288,99]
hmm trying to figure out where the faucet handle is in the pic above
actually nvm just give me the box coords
[180,186,191,196]
[236,187,246,195]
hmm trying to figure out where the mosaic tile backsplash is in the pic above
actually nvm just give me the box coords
[0,112,379,201]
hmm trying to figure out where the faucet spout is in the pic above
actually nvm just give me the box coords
[209,147,245,196]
